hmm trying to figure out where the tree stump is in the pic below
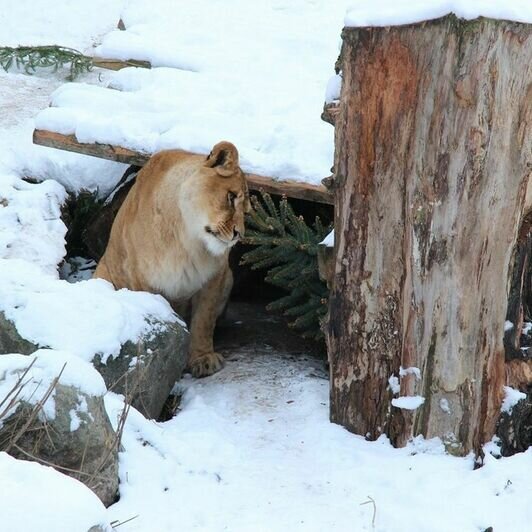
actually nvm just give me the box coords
[327,15,532,455]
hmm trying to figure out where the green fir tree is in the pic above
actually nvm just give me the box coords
[241,192,332,341]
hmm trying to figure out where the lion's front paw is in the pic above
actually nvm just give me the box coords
[188,351,225,378]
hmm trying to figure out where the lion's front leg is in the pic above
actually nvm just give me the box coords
[187,265,233,377]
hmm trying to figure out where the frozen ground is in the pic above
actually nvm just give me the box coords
[0,2,531,531]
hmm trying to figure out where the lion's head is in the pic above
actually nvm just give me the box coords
[179,141,250,256]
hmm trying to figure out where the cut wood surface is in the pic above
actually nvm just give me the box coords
[327,15,531,456]
[33,129,332,204]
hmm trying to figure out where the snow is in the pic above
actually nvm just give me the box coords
[0,452,111,532]
[320,229,334,247]
[439,398,451,414]
[0,173,67,275]
[325,74,342,104]
[0,259,179,363]
[0,1,122,51]
[345,0,532,27]
[501,386,527,414]
[69,409,82,431]
[102,354,532,532]
[0,71,128,198]
[388,375,401,394]
[504,320,514,332]
[400,366,422,379]
[392,395,426,410]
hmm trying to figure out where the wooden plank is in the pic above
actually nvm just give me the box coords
[91,57,151,71]
[33,129,333,204]
[33,129,150,166]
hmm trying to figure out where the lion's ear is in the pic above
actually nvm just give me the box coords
[204,141,239,177]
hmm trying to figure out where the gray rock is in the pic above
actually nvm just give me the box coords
[93,318,189,419]
[0,383,119,507]
[0,313,36,355]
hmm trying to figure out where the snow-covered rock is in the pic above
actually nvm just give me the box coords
[501,386,527,414]
[0,350,118,506]
[497,387,531,456]
[93,318,189,419]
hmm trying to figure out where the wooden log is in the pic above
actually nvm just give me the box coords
[327,15,531,456]
[32,129,333,204]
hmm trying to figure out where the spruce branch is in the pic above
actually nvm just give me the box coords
[242,191,332,341]
[0,45,93,80]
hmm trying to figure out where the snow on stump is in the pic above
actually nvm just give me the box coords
[0,350,119,507]
[326,14,532,456]
[93,318,189,419]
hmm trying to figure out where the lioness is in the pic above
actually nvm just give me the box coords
[94,141,250,377]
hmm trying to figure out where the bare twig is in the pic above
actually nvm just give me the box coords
[360,496,377,529]
[111,515,139,528]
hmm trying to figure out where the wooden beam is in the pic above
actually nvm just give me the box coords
[33,129,333,204]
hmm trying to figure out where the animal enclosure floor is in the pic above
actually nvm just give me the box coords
[101,301,532,532]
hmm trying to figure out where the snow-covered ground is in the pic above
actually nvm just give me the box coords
[1,1,531,531]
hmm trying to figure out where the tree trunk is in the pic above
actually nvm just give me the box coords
[327,15,532,456]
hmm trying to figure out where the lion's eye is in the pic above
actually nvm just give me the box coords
[227,191,237,206]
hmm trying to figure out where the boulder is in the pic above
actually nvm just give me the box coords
[93,318,189,420]
[0,350,118,507]
[0,311,189,420]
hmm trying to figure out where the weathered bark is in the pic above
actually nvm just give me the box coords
[327,15,532,455]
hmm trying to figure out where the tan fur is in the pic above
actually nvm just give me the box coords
[94,141,250,377]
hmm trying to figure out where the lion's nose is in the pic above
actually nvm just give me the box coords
[232,228,240,240]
